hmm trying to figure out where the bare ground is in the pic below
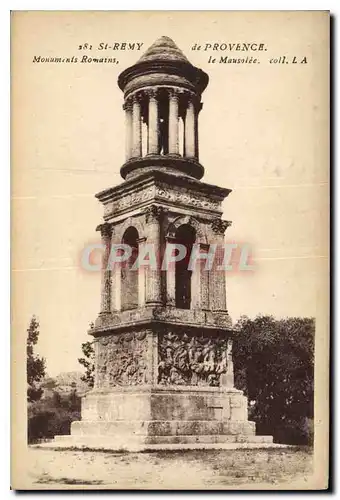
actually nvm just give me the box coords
[17,446,315,490]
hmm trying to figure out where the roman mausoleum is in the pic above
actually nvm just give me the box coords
[55,36,273,449]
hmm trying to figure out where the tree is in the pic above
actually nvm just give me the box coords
[233,315,315,445]
[68,382,80,412]
[27,316,46,402]
[27,391,81,444]
[78,340,95,388]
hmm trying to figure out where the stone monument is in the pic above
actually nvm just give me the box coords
[55,36,274,450]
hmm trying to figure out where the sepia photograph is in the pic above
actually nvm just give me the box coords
[11,10,329,490]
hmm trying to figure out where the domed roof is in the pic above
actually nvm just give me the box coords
[137,36,190,64]
[118,36,209,95]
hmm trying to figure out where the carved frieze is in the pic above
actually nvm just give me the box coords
[155,184,220,212]
[158,331,233,387]
[103,185,155,218]
[96,330,149,388]
[103,182,222,219]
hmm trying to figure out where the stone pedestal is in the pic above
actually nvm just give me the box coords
[55,386,273,450]
[48,168,276,450]
[53,385,273,450]
[52,310,274,450]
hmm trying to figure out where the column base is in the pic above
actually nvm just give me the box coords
[120,155,204,180]
[145,300,163,307]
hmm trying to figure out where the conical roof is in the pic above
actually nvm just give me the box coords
[137,36,190,64]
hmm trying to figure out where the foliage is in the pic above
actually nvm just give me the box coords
[27,316,46,402]
[233,315,315,445]
[78,340,95,388]
[27,389,81,444]
[42,377,57,390]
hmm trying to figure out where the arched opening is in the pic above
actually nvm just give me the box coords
[175,224,196,309]
[121,227,139,311]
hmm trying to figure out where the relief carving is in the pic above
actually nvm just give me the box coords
[145,204,163,223]
[96,330,149,388]
[103,183,221,219]
[104,186,155,217]
[96,222,113,239]
[158,332,233,387]
[155,184,220,212]
[211,218,232,235]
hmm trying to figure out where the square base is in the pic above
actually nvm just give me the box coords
[50,387,274,449]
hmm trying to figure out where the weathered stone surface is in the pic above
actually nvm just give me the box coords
[78,387,249,426]
[96,170,230,221]
[93,306,232,334]
[95,331,150,388]
[53,37,275,451]
[50,434,279,452]
[158,331,233,387]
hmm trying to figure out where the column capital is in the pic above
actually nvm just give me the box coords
[168,88,181,100]
[211,218,232,235]
[197,242,210,252]
[131,91,144,104]
[186,94,202,110]
[96,222,113,239]
[122,97,133,111]
[145,205,163,224]
[144,88,158,100]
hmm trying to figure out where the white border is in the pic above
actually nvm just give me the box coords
[4,3,337,498]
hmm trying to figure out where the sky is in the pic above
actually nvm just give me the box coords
[11,11,329,376]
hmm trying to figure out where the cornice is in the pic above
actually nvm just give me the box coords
[95,169,232,205]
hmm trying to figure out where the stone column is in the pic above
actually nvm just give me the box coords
[199,243,210,310]
[112,262,121,312]
[184,96,196,158]
[190,249,200,310]
[209,218,232,310]
[190,243,210,310]
[110,235,121,312]
[123,98,133,160]
[137,237,146,306]
[98,223,113,314]
[145,205,163,306]
[194,101,202,160]
[147,90,159,155]
[168,90,179,155]
[132,93,142,158]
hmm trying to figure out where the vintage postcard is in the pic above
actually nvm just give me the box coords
[11,11,329,490]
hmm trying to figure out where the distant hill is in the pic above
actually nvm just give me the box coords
[41,371,90,397]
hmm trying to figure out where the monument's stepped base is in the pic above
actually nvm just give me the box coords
[55,432,273,445]
[46,387,277,451]
[70,419,257,437]
[36,437,285,452]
